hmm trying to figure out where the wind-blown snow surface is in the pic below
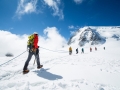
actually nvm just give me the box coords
[0,26,120,90]
[0,39,120,90]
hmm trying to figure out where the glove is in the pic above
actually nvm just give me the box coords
[36,48,39,55]
[32,45,35,48]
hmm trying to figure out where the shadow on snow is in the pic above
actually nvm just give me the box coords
[33,68,63,80]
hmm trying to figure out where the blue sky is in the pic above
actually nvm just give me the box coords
[0,0,120,39]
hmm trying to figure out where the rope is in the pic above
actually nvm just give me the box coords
[40,47,68,53]
[0,50,27,67]
[0,47,68,67]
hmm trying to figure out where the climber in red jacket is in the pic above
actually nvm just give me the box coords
[23,32,43,74]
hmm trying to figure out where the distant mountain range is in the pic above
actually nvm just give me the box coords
[68,26,120,47]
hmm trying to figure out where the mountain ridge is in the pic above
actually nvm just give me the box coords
[68,26,120,47]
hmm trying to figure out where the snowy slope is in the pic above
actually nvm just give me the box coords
[0,40,120,90]
[0,26,120,90]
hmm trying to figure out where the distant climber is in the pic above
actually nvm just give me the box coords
[69,46,72,55]
[95,47,97,51]
[104,47,105,50]
[81,48,84,53]
[76,48,78,54]
[90,47,92,52]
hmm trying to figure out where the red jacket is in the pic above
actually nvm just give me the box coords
[33,34,38,49]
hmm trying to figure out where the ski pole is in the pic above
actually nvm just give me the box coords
[33,59,36,65]
[33,49,37,65]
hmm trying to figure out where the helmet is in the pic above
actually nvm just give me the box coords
[33,32,38,34]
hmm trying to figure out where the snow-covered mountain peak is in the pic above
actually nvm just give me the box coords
[68,26,120,47]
